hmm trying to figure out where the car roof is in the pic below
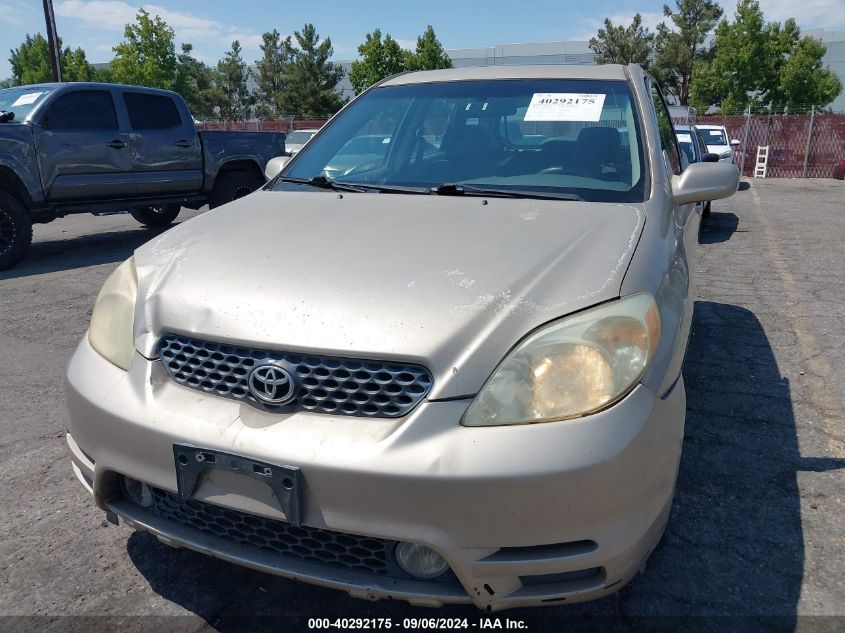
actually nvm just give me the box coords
[695,124,726,131]
[381,64,631,86]
[674,124,693,132]
[4,82,181,98]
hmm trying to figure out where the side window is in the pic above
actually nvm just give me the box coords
[649,82,682,175]
[695,129,710,157]
[123,93,182,131]
[44,91,117,131]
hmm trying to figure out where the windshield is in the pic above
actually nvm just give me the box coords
[702,128,728,146]
[286,130,317,144]
[0,87,52,121]
[675,129,696,164]
[278,79,646,202]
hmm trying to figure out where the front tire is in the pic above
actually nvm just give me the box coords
[0,192,33,271]
[131,204,181,227]
[209,170,263,209]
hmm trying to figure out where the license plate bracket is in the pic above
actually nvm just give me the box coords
[172,444,302,526]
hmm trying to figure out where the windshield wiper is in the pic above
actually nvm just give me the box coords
[278,176,427,195]
[348,183,429,194]
[277,175,369,193]
[430,183,582,201]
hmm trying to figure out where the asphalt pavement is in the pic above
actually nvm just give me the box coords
[0,180,843,632]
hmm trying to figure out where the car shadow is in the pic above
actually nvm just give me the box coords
[699,211,739,244]
[0,220,192,281]
[125,301,810,631]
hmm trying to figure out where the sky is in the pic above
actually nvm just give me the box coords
[1,0,843,79]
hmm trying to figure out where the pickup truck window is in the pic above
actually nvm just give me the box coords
[123,93,182,131]
[0,87,52,121]
[44,91,117,131]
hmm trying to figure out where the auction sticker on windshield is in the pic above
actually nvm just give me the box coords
[524,93,606,122]
[11,92,43,107]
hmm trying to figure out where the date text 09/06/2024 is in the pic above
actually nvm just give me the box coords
[307,617,529,630]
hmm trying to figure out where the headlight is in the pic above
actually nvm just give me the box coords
[462,294,660,426]
[88,257,138,370]
[719,149,732,159]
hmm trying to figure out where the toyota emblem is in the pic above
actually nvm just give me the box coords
[248,364,296,405]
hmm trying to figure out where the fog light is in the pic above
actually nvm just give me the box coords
[122,476,153,508]
[394,542,449,579]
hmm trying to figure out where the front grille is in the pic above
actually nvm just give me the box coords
[158,334,433,417]
[147,487,394,575]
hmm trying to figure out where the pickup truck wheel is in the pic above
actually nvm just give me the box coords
[210,170,263,209]
[0,192,32,271]
[131,204,181,227]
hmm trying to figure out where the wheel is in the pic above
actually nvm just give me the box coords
[130,204,181,227]
[0,191,33,271]
[702,201,711,219]
[209,170,263,209]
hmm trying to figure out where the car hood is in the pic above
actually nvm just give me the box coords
[133,191,644,399]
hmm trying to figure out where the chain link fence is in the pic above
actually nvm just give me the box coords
[206,110,845,179]
[196,117,331,133]
[678,108,845,179]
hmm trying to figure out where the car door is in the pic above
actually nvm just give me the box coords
[120,90,202,195]
[33,89,135,200]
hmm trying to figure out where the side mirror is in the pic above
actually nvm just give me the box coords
[673,162,740,205]
[730,139,741,147]
[702,152,720,163]
[264,155,290,181]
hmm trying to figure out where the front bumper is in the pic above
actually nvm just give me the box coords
[66,336,685,610]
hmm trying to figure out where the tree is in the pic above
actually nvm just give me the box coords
[174,43,217,118]
[690,0,842,112]
[8,33,95,85]
[254,30,293,118]
[690,0,767,111]
[62,47,96,82]
[773,36,842,112]
[653,0,723,104]
[349,25,453,95]
[110,9,177,89]
[282,23,345,116]
[349,29,406,95]
[405,26,452,71]
[589,14,655,69]
[209,40,253,119]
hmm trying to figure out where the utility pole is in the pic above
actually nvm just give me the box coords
[739,104,752,177]
[802,105,816,179]
[42,0,62,82]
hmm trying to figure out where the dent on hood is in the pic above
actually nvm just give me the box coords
[133,220,207,358]
[432,205,644,397]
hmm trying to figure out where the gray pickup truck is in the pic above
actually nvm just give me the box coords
[0,82,285,269]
